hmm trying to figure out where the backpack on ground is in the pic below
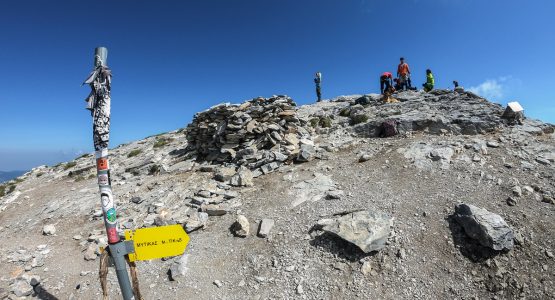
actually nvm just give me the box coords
[380,119,399,137]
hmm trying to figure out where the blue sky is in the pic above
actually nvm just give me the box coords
[1,0,554,171]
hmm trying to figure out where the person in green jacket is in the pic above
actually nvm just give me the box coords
[422,69,434,92]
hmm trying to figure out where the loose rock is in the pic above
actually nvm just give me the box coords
[453,203,514,251]
[317,210,393,253]
[232,215,250,237]
[168,254,189,281]
[42,224,56,235]
[258,219,274,238]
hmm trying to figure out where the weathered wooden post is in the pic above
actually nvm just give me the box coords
[83,47,136,300]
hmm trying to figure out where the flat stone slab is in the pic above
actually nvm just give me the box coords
[317,210,393,253]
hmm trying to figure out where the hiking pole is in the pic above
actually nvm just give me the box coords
[83,47,136,300]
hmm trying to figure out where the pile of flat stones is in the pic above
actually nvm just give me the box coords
[185,96,315,176]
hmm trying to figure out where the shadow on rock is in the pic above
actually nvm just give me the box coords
[309,231,376,262]
[35,287,60,300]
[447,215,503,262]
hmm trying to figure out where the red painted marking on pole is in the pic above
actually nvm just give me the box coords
[96,158,109,171]
[107,227,119,243]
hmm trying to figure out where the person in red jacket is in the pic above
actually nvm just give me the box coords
[397,57,411,90]
[380,72,393,94]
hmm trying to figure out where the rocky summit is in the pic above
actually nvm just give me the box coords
[0,90,554,299]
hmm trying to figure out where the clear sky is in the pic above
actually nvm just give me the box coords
[1,0,554,171]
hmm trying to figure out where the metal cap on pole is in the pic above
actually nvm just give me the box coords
[95,47,108,67]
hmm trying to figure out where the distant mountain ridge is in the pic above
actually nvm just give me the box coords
[0,170,26,183]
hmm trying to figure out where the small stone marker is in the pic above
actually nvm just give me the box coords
[258,219,274,238]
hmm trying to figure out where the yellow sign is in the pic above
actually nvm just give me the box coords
[124,224,190,262]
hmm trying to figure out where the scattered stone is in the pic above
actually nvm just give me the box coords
[11,278,33,297]
[453,203,514,251]
[258,219,275,238]
[31,255,44,268]
[73,234,82,240]
[42,224,56,235]
[296,144,315,162]
[296,284,304,295]
[168,254,189,281]
[325,190,344,200]
[290,173,336,207]
[360,261,373,276]
[222,190,238,199]
[317,210,393,253]
[260,162,282,174]
[201,204,228,216]
[397,248,407,259]
[214,167,236,183]
[542,193,554,204]
[429,148,455,162]
[284,265,296,272]
[196,190,212,198]
[83,244,98,261]
[130,196,143,204]
[522,185,534,195]
[214,280,223,288]
[230,167,253,187]
[359,154,372,162]
[184,212,209,233]
[506,197,517,206]
[512,186,522,197]
[486,141,500,148]
[536,157,551,165]
[513,231,524,245]
[232,215,250,237]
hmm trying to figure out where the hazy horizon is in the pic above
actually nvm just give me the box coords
[1,0,554,171]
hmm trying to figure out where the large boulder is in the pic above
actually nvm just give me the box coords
[317,210,393,253]
[453,203,514,251]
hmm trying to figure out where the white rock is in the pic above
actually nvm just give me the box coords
[257,219,274,238]
[233,215,250,237]
[42,224,56,235]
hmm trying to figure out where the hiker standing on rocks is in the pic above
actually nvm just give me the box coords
[422,69,434,92]
[314,72,322,102]
[397,57,411,90]
[380,72,394,94]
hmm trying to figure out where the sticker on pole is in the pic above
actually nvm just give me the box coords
[124,224,189,262]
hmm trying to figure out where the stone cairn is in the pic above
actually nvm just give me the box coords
[185,95,314,177]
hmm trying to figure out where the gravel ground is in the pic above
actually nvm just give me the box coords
[1,93,554,299]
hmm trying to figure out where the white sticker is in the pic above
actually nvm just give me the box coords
[98,174,109,186]
[100,190,114,210]
[95,148,109,159]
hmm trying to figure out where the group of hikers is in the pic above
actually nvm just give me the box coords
[314,57,449,102]
[379,57,435,95]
